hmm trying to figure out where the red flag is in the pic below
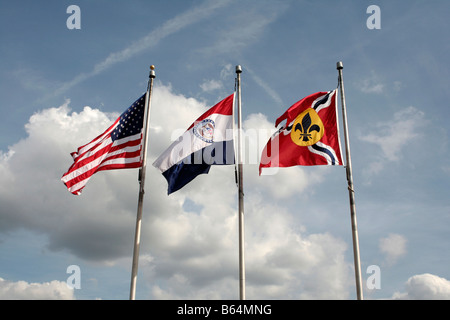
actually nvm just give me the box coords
[259,90,343,174]
[61,94,146,195]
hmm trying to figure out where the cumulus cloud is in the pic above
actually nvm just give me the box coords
[0,278,74,300]
[243,193,352,299]
[0,101,137,260]
[148,192,352,299]
[0,83,352,299]
[392,274,450,300]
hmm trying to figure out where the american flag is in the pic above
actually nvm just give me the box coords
[61,94,146,195]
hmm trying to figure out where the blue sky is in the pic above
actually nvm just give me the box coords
[1,0,450,299]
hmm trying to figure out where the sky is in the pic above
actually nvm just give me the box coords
[0,0,449,300]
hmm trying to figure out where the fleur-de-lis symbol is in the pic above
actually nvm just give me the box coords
[294,112,321,142]
[290,108,325,147]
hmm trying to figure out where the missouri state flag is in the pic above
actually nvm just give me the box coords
[259,90,343,174]
[153,94,235,194]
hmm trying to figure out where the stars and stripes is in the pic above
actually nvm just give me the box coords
[61,94,146,195]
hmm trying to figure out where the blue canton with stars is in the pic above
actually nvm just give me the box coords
[111,94,146,142]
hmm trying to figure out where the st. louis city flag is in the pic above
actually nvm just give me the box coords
[61,94,146,195]
[153,94,235,194]
[259,90,343,174]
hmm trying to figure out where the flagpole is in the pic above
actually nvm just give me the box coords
[129,65,156,300]
[235,65,246,300]
[336,61,364,300]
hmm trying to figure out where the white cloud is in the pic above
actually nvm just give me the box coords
[392,274,450,300]
[243,193,352,299]
[357,71,384,94]
[0,83,352,299]
[200,79,223,92]
[147,192,352,299]
[195,1,288,63]
[0,278,75,300]
[379,233,407,265]
[360,107,425,162]
[359,106,426,181]
[360,81,384,94]
[220,64,233,80]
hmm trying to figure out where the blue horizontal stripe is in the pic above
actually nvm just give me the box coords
[162,140,235,194]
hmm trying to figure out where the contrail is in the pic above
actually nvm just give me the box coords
[44,0,234,100]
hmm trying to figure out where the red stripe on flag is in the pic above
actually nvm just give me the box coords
[61,94,146,195]
[187,93,234,130]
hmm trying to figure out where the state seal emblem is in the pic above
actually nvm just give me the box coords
[194,119,215,143]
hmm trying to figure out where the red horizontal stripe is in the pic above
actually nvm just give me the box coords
[63,163,102,190]
[97,162,141,172]
[63,136,141,177]
[72,120,119,161]
[98,150,142,165]
[64,141,113,176]
[187,93,234,130]
[62,137,142,190]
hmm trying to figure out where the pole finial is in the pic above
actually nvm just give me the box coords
[236,65,242,74]
[149,65,156,79]
[337,61,344,70]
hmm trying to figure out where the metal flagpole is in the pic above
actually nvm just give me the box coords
[336,61,364,300]
[235,65,246,300]
[129,65,156,300]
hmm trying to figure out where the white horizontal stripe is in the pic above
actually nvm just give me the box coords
[75,129,140,164]
[98,156,141,168]
[73,121,118,160]
[64,153,141,194]
[153,114,233,172]
[61,145,113,183]
[62,133,143,183]
[101,144,141,160]
[111,132,142,146]
[62,141,142,183]
[75,136,113,163]
[67,178,88,194]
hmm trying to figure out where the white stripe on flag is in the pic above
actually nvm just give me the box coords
[154,114,233,173]
[72,121,118,160]
[98,156,142,169]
